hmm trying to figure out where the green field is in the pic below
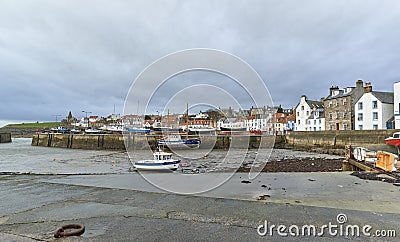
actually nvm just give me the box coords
[3,122,60,129]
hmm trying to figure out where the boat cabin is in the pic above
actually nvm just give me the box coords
[154,152,173,160]
[392,132,400,139]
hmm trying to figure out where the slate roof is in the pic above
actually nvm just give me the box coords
[325,88,355,100]
[371,91,394,104]
[306,100,324,109]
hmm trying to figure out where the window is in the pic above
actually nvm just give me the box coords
[314,120,316,125]
[343,98,347,105]
[336,100,339,106]
[336,111,340,119]
[314,127,316,131]
[359,125,363,130]
[319,119,321,124]
[343,123,347,130]
[373,112,378,120]
[297,112,299,116]
[329,124,333,130]
[343,111,347,119]
[358,102,363,110]
[319,127,321,131]
[308,120,311,125]
[329,112,332,119]
[373,125,378,130]
[372,101,378,109]
[358,113,363,121]
[329,101,332,107]
[298,120,300,124]
[301,106,304,110]
[306,111,309,116]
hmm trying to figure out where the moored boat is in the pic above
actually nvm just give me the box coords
[157,134,201,148]
[384,132,400,147]
[132,149,181,171]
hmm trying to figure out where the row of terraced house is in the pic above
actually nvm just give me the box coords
[295,80,396,131]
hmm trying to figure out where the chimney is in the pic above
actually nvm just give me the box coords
[301,95,307,101]
[356,79,363,88]
[364,82,372,93]
[329,86,339,96]
[320,97,325,102]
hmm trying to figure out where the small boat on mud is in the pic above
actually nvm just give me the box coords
[384,132,400,147]
[132,149,181,171]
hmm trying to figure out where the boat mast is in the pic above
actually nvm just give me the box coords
[167,109,170,136]
[186,103,189,139]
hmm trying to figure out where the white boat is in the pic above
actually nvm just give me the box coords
[184,125,216,134]
[84,128,102,134]
[132,149,181,171]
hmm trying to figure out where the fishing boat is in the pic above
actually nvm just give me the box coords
[384,132,400,147]
[84,128,103,134]
[132,148,181,171]
[126,127,151,134]
[184,125,216,135]
[50,127,71,134]
[157,134,201,148]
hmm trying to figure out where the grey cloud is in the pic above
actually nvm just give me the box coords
[0,0,399,120]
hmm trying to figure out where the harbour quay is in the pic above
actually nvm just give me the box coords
[31,133,280,150]
[30,130,397,153]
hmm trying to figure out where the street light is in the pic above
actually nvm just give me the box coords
[52,114,61,123]
[82,111,92,128]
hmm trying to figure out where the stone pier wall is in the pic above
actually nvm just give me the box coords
[285,130,398,153]
[31,133,280,150]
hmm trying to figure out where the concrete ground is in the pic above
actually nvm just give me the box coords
[0,172,399,241]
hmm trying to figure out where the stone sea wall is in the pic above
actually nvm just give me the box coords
[285,130,397,153]
[31,131,396,153]
[31,133,279,150]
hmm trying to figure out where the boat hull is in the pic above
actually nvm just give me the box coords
[384,138,400,147]
[133,160,181,171]
[219,127,247,132]
[157,137,201,149]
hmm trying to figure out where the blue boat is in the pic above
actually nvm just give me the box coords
[157,135,201,148]
[127,127,151,134]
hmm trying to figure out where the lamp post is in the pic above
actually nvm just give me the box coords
[82,111,92,128]
[52,114,61,123]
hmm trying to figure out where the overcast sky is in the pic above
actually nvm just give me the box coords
[0,0,398,121]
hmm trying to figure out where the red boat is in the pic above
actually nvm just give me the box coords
[384,132,400,147]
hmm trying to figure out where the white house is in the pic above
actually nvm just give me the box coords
[354,91,394,130]
[306,110,325,131]
[295,95,324,131]
[394,82,400,129]
[245,117,269,131]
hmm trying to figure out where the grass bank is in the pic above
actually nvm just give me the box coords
[3,122,60,129]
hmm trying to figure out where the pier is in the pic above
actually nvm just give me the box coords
[31,133,283,150]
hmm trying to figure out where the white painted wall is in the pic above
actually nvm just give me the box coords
[394,82,400,129]
[355,92,393,130]
[295,96,311,131]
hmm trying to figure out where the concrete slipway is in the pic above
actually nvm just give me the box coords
[0,172,399,241]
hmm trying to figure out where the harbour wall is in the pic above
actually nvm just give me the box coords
[285,130,397,154]
[30,131,396,153]
[0,132,12,143]
[31,133,280,150]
